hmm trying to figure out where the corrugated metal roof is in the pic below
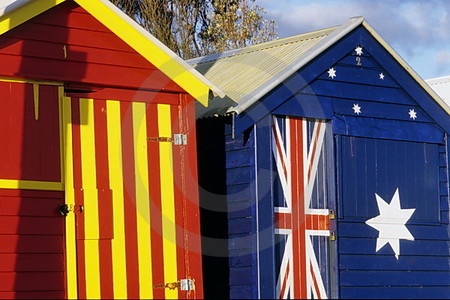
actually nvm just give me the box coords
[190,27,335,117]
[426,75,450,106]
[190,16,450,118]
[189,17,363,117]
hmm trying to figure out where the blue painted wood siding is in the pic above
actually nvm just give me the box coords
[225,123,259,299]
[315,49,450,298]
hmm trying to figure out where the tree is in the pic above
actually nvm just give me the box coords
[109,0,277,59]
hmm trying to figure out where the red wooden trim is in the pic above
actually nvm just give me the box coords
[65,86,180,105]
[120,101,140,299]
[93,99,114,299]
[181,95,204,299]
[70,97,87,299]
[147,104,165,299]
[172,101,186,300]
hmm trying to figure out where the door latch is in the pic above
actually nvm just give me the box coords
[147,134,187,145]
[59,204,84,216]
[153,279,195,291]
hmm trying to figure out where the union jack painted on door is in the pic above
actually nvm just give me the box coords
[272,115,333,299]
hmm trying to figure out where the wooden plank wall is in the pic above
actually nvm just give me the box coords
[307,50,450,298]
[197,117,259,299]
[0,1,182,93]
[0,190,65,299]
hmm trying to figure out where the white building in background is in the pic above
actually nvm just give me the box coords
[426,75,450,106]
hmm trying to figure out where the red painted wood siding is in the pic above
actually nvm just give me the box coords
[0,1,183,93]
[0,81,60,182]
[0,189,66,299]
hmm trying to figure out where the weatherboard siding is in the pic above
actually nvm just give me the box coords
[0,1,182,94]
[225,124,259,299]
[236,32,448,298]
[306,49,450,298]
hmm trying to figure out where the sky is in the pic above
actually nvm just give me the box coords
[257,0,450,81]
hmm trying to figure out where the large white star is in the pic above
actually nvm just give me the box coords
[365,188,415,259]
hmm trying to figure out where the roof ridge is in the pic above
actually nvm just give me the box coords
[189,26,336,66]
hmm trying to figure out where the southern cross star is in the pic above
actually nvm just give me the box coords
[409,109,417,120]
[327,67,337,79]
[352,103,362,115]
[355,46,363,56]
[365,188,415,259]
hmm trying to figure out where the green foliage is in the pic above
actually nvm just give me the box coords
[109,0,277,59]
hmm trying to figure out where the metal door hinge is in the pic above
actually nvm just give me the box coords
[59,204,83,216]
[173,134,187,145]
[147,134,187,145]
[153,279,195,291]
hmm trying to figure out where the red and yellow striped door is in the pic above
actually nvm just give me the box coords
[62,95,203,299]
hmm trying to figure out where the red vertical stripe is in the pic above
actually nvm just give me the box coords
[70,98,87,299]
[93,99,114,299]
[290,117,307,299]
[147,104,165,299]
[181,96,204,299]
[120,102,140,298]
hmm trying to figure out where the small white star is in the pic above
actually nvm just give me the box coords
[355,46,363,56]
[327,67,337,79]
[365,189,415,259]
[352,104,362,115]
[408,109,417,120]
[379,73,385,80]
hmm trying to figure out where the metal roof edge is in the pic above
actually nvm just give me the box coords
[187,46,245,66]
[0,0,31,15]
[227,16,365,115]
[361,20,450,114]
[426,75,450,85]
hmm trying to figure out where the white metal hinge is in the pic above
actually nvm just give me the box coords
[173,134,187,145]
[153,279,195,291]
[147,134,187,145]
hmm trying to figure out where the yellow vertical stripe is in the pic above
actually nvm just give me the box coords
[158,104,178,299]
[133,102,153,299]
[79,98,101,299]
[106,100,128,299]
[62,96,78,300]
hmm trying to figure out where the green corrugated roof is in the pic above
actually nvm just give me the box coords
[189,26,336,117]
